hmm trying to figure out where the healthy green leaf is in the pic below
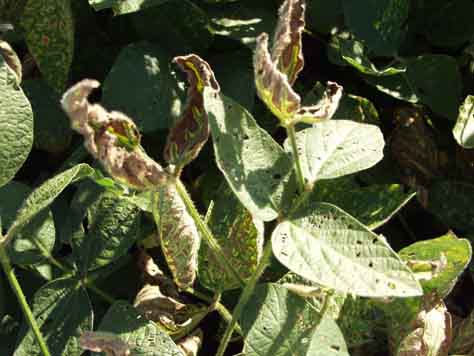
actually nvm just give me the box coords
[14,277,93,356]
[0,182,55,265]
[272,202,422,297]
[20,0,74,92]
[365,72,418,103]
[199,185,264,291]
[453,95,474,148]
[283,121,384,184]
[93,301,182,356]
[240,283,349,356]
[398,232,472,298]
[342,0,409,56]
[7,164,94,242]
[0,55,33,188]
[204,88,295,222]
[102,42,185,132]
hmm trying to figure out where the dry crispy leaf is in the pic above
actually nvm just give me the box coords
[79,331,130,356]
[164,54,219,173]
[177,329,203,356]
[61,79,168,190]
[295,82,343,124]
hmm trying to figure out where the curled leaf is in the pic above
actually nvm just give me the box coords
[295,82,343,124]
[79,331,130,356]
[164,54,220,173]
[177,329,203,356]
[271,0,305,85]
[61,79,168,190]
[152,182,200,289]
[0,40,21,83]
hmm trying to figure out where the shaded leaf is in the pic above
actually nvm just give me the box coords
[14,277,93,356]
[93,301,182,356]
[20,0,74,92]
[306,0,343,34]
[204,88,294,222]
[398,232,472,298]
[240,283,349,356]
[0,54,33,188]
[453,95,474,148]
[365,72,418,103]
[272,202,422,297]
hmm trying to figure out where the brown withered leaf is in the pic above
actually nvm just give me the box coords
[61,79,168,190]
[271,0,305,85]
[295,81,343,124]
[164,54,219,174]
[177,329,203,356]
[79,331,130,356]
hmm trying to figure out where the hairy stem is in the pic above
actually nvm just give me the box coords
[286,124,305,193]
[216,240,273,356]
[175,178,244,287]
[0,245,52,356]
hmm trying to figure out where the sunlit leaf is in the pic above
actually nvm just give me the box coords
[453,95,474,148]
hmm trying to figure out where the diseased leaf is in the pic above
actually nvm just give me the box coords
[283,121,384,185]
[342,0,409,56]
[453,95,474,148]
[20,0,74,92]
[0,54,33,188]
[199,184,264,291]
[93,301,182,356]
[80,331,130,356]
[398,232,472,298]
[102,42,185,132]
[272,202,422,297]
[204,88,295,222]
[240,283,349,356]
[14,277,93,356]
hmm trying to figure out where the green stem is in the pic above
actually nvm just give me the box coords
[0,245,52,356]
[216,240,274,356]
[175,179,245,287]
[286,124,305,193]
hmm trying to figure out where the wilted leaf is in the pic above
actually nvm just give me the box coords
[240,283,349,356]
[398,232,472,298]
[80,331,130,356]
[453,95,474,148]
[0,54,33,188]
[272,201,422,297]
[14,277,93,356]
[20,0,74,92]
[177,329,202,356]
[204,88,294,222]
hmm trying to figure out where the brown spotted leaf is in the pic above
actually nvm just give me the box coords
[20,0,74,92]
[164,54,219,173]
[152,182,200,289]
[271,0,305,85]
[61,79,168,190]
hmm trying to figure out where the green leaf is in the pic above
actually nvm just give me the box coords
[240,283,349,356]
[405,55,462,120]
[398,232,472,298]
[89,0,170,14]
[342,0,409,56]
[0,55,33,188]
[0,0,27,23]
[427,180,474,232]
[102,42,185,132]
[204,88,295,222]
[14,277,93,356]
[22,79,72,154]
[272,202,422,297]
[7,164,94,242]
[453,95,474,148]
[311,180,416,230]
[0,182,55,265]
[283,121,384,185]
[199,184,264,291]
[365,72,418,103]
[20,0,74,92]
[93,301,182,356]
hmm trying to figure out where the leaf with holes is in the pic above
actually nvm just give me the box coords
[453,95,474,148]
[93,301,182,356]
[283,120,384,185]
[272,201,422,297]
[240,283,349,356]
[398,232,472,298]
[13,277,93,356]
[204,88,295,222]
[0,54,33,188]
[20,0,74,92]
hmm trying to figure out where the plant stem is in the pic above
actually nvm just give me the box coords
[286,124,305,193]
[0,245,52,356]
[216,240,274,356]
[175,179,244,287]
